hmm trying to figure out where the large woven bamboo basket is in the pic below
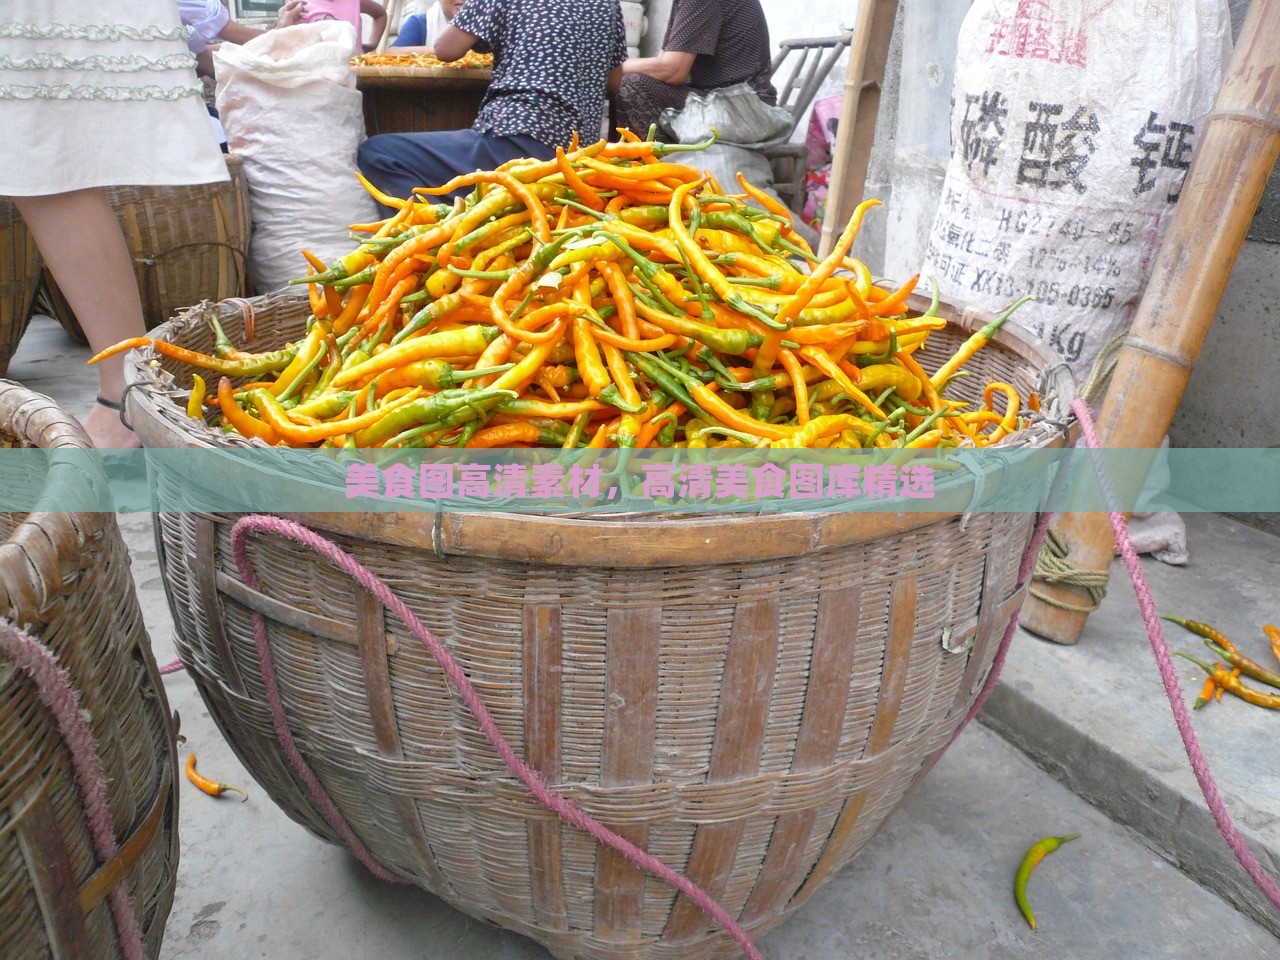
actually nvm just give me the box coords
[122,291,1069,960]
[0,382,179,959]
[0,199,40,379]
[36,155,251,345]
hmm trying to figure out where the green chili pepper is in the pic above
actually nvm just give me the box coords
[331,266,378,292]
[355,387,516,446]
[628,286,761,356]
[626,352,710,422]
[289,391,357,420]
[1014,834,1080,930]
[391,291,470,345]
[857,331,900,366]
[562,411,591,449]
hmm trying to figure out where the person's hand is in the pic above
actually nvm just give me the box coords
[275,0,308,28]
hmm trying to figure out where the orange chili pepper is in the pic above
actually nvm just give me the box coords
[185,753,248,802]
[217,377,280,445]
[555,145,606,211]
[1266,624,1280,666]
[302,249,342,319]
[465,421,541,447]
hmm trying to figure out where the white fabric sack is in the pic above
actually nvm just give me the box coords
[921,0,1232,382]
[620,1,647,48]
[214,22,378,293]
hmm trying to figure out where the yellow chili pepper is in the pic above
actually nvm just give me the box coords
[1014,833,1079,930]
[186,374,207,420]
[185,753,248,802]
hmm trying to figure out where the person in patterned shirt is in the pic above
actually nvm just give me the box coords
[358,0,626,206]
[613,0,777,139]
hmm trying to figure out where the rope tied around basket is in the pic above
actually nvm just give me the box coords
[0,617,148,960]
[228,514,767,960]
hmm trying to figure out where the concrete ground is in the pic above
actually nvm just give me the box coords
[9,315,1280,958]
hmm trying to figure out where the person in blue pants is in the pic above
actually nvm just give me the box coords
[357,0,626,210]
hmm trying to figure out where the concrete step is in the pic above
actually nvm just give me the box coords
[982,511,1280,939]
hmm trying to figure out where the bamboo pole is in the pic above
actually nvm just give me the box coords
[1019,0,1280,645]
[817,0,899,258]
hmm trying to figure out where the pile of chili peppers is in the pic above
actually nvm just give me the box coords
[350,50,494,69]
[1167,617,1280,711]
[91,132,1033,450]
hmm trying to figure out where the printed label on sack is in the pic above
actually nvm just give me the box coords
[922,0,1230,380]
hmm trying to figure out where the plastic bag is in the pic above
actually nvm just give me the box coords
[802,94,842,231]
[214,22,377,293]
[659,82,794,150]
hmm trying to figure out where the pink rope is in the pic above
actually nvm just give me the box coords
[230,515,766,960]
[0,618,148,960]
[1071,397,1280,914]
[157,659,185,675]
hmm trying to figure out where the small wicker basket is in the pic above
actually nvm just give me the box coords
[123,291,1069,960]
[36,155,251,344]
[0,200,40,379]
[0,382,179,960]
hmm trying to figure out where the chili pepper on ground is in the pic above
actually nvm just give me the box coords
[1267,625,1280,666]
[1202,641,1280,690]
[1014,833,1079,930]
[185,753,248,802]
[1160,616,1280,687]
[1175,652,1280,709]
[1160,615,1239,654]
[1194,673,1219,710]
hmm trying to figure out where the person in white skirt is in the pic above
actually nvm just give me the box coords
[0,1,228,448]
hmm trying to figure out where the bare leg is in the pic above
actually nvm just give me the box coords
[14,189,143,448]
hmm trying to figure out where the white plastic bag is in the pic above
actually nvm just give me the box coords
[214,22,377,293]
[659,82,795,150]
[921,0,1232,380]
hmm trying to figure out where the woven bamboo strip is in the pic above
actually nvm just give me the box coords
[0,200,40,377]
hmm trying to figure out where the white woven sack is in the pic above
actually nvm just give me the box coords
[214,22,378,293]
[921,0,1231,380]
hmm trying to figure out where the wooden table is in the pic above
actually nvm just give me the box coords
[355,65,492,137]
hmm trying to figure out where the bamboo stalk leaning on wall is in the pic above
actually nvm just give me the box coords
[817,0,899,258]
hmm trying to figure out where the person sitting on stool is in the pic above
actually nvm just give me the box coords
[358,0,626,210]
[613,0,777,139]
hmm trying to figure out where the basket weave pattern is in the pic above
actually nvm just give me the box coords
[37,155,251,343]
[0,200,40,378]
[0,383,178,960]
[127,293,1062,960]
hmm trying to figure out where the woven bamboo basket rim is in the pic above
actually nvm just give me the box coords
[0,381,116,568]
[122,289,1073,566]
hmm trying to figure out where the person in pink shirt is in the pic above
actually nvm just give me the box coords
[304,0,388,51]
